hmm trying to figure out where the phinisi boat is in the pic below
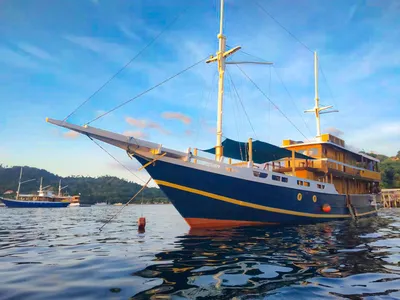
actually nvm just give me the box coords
[46,0,381,227]
[1,168,79,208]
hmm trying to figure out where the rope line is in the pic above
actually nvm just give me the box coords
[99,177,152,231]
[226,70,258,140]
[63,7,189,122]
[272,66,314,136]
[319,64,339,109]
[239,49,271,63]
[252,0,313,53]
[226,73,244,161]
[268,64,271,142]
[87,136,147,184]
[87,57,208,124]
[235,64,309,141]
[194,70,218,146]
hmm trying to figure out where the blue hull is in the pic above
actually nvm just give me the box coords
[136,157,378,228]
[0,198,70,208]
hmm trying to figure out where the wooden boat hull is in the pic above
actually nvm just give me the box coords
[136,157,378,228]
[0,198,70,208]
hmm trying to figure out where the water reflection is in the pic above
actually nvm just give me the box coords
[0,207,399,299]
[133,215,400,299]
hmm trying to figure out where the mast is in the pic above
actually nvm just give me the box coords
[16,167,23,200]
[314,51,321,137]
[216,0,226,160]
[58,180,68,197]
[305,51,337,139]
[39,177,43,195]
[206,0,241,160]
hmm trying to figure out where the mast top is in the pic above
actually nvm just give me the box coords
[304,51,338,139]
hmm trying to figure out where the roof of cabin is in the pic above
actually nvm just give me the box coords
[282,140,380,162]
[204,138,315,163]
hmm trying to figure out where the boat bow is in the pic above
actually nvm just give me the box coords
[46,118,186,159]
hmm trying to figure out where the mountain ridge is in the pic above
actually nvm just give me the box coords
[0,164,168,204]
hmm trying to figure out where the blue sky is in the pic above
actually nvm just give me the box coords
[1,0,399,183]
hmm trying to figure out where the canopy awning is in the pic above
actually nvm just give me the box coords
[203,138,314,163]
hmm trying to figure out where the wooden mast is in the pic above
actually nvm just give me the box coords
[206,0,240,161]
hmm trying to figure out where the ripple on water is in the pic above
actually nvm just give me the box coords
[0,206,399,299]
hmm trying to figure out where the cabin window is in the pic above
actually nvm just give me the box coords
[304,181,310,187]
[317,184,325,189]
[323,147,328,156]
[282,177,288,183]
[297,180,303,186]
[272,175,281,181]
[253,171,268,178]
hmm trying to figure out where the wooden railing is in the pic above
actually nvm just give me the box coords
[281,157,381,180]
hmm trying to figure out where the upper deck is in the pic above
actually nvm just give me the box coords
[275,134,381,194]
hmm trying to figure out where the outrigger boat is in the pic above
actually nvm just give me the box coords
[46,0,381,228]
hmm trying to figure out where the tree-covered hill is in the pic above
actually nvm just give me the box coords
[362,151,400,188]
[0,165,168,204]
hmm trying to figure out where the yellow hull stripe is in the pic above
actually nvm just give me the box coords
[155,180,378,219]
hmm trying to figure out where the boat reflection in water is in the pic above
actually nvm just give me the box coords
[132,215,399,299]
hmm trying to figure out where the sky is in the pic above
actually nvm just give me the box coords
[0,0,399,185]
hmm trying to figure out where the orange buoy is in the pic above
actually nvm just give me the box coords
[322,204,331,213]
[138,217,146,232]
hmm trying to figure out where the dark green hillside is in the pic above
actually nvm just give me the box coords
[362,151,400,188]
[0,165,168,204]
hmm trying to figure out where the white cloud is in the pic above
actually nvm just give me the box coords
[346,122,400,156]
[161,111,192,124]
[63,130,79,139]
[0,47,37,69]
[125,117,170,135]
[64,35,133,64]
[118,23,141,41]
[123,130,148,139]
[18,43,54,61]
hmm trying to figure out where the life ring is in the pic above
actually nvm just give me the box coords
[297,193,302,201]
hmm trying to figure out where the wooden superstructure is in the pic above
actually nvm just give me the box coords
[275,133,381,195]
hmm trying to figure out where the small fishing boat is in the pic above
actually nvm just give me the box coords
[1,168,79,208]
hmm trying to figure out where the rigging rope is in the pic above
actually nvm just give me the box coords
[63,7,189,122]
[99,177,152,231]
[87,136,147,185]
[268,65,271,142]
[252,0,313,54]
[272,66,314,136]
[226,70,258,140]
[87,56,208,124]
[226,72,244,161]
[235,64,310,141]
[319,63,339,109]
[194,70,218,146]
[226,70,258,139]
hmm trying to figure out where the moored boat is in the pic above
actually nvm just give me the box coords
[1,168,79,208]
[46,0,381,228]
[1,198,70,208]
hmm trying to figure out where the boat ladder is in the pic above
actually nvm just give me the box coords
[346,195,357,220]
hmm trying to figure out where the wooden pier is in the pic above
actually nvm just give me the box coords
[381,189,400,208]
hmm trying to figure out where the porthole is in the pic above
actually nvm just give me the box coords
[297,193,302,201]
[312,195,317,203]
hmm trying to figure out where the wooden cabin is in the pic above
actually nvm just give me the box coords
[274,133,381,195]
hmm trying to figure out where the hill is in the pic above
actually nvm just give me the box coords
[363,151,400,188]
[0,165,169,204]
